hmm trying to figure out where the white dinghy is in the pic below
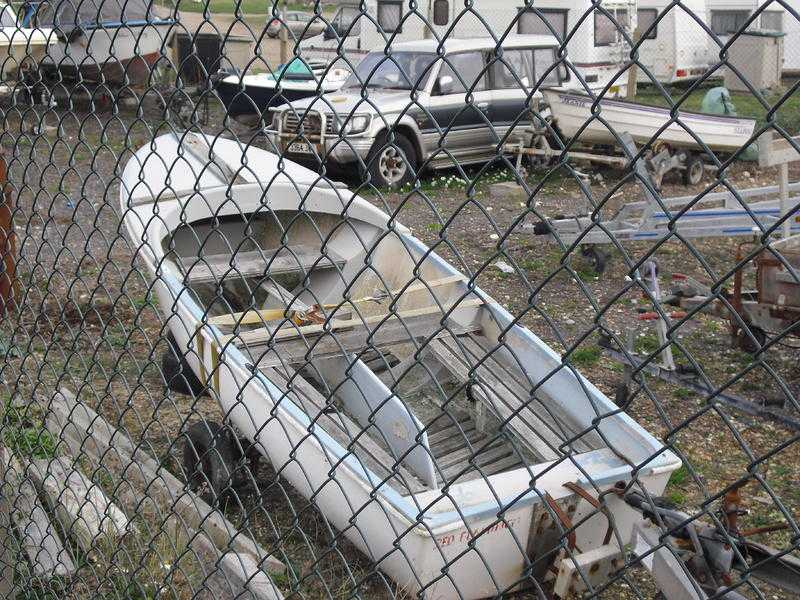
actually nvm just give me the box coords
[120,132,679,599]
[543,89,756,153]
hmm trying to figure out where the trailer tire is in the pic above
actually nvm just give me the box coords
[161,332,208,397]
[737,326,766,354]
[183,420,238,505]
[682,154,704,186]
[580,244,609,275]
[614,383,631,407]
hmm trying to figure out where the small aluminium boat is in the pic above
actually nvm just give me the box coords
[215,58,350,123]
[542,88,757,153]
[121,132,679,598]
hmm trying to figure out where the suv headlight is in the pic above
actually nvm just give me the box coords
[341,114,370,135]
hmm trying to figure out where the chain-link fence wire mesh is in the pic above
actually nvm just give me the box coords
[0,0,798,598]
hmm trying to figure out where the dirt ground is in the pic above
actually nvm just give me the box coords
[0,91,798,599]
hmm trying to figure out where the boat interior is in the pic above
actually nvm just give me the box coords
[165,209,605,493]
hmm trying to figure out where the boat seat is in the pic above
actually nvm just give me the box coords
[182,244,346,285]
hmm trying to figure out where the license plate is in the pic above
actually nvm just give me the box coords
[288,142,312,154]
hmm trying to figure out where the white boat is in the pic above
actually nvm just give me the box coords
[0,3,54,81]
[120,132,680,599]
[543,88,757,152]
[21,0,174,86]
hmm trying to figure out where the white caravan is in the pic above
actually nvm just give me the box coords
[636,0,715,83]
[299,0,640,94]
[706,0,798,73]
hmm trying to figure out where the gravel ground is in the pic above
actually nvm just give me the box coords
[0,93,797,599]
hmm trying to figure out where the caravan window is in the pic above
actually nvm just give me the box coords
[335,6,361,36]
[761,11,783,32]
[594,8,629,46]
[517,8,567,42]
[710,10,750,35]
[378,0,402,33]
[433,0,449,26]
[637,8,658,40]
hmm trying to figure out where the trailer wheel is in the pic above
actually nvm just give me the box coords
[737,326,766,354]
[682,154,704,186]
[580,245,609,275]
[161,332,208,397]
[183,420,238,504]
[614,383,631,407]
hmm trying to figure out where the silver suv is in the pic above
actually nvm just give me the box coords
[267,35,571,188]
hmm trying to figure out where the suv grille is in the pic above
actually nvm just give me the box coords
[283,111,336,137]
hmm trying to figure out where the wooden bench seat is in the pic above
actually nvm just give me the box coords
[183,245,346,285]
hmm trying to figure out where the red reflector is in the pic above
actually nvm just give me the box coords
[676,69,687,77]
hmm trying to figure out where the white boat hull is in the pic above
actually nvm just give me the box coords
[121,134,680,598]
[43,23,172,85]
[0,27,54,80]
[543,89,756,153]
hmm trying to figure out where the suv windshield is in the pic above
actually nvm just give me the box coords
[342,51,436,91]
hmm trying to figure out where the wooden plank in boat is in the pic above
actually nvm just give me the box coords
[244,298,483,360]
[458,333,604,452]
[183,245,346,284]
[265,367,428,494]
[251,304,483,368]
[429,337,563,462]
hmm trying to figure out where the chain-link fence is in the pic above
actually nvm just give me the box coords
[0,0,798,599]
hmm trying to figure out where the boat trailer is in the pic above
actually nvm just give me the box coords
[602,259,800,431]
[508,129,709,189]
[530,132,800,274]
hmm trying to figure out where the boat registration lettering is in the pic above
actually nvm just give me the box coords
[559,94,587,108]
[436,517,520,547]
[288,142,313,154]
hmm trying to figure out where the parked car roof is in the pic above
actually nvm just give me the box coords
[386,35,560,53]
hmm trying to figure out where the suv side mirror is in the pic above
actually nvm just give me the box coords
[436,75,454,95]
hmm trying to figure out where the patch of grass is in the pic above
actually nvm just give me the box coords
[425,222,442,233]
[665,490,687,507]
[573,265,598,283]
[674,387,692,399]
[668,465,690,487]
[569,345,601,367]
[176,0,325,16]
[3,427,57,460]
[519,258,546,272]
[635,333,661,355]
[2,396,57,460]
